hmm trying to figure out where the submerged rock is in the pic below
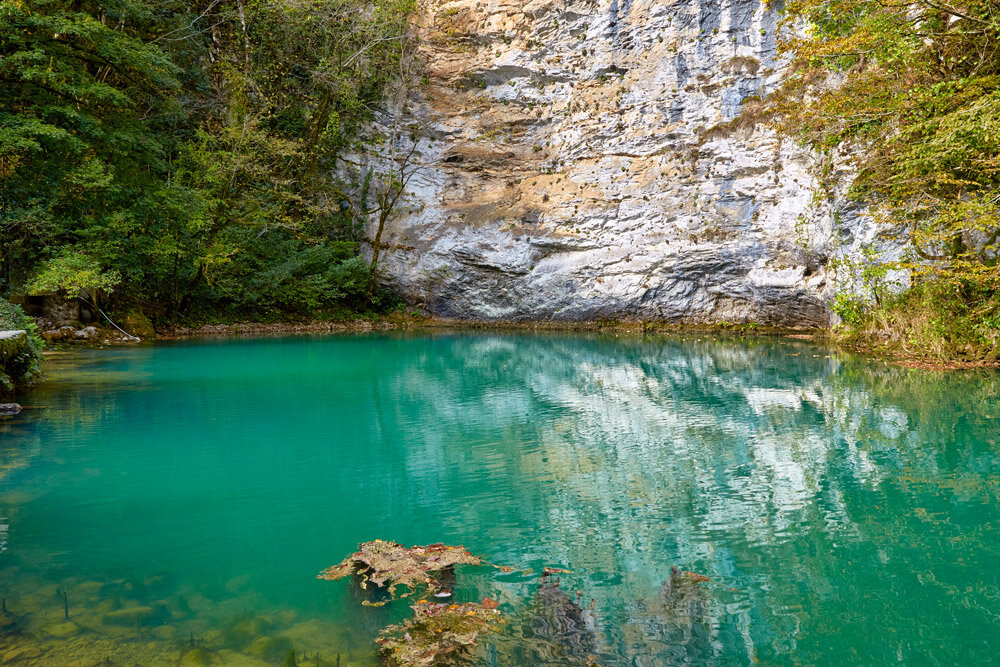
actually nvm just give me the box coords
[0,607,28,637]
[1,643,42,663]
[101,605,155,626]
[246,636,294,659]
[42,620,82,639]
[179,646,212,666]
[526,577,603,661]
[151,624,182,641]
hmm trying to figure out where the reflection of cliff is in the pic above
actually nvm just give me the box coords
[382,334,1000,662]
[392,336,884,543]
[4,336,998,664]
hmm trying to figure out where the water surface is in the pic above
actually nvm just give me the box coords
[1,333,999,665]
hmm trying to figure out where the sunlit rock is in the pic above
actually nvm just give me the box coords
[363,0,900,326]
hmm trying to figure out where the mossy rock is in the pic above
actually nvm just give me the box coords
[152,624,183,641]
[246,636,294,659]
[42,620,82,639]
[101,605,155,626]
[178,646,212,666]
[1,643,42,663]
[73,581,106,597]
[226,616,271,643]
[122,311,156,338]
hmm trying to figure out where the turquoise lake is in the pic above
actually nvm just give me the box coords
[1,332,999,665]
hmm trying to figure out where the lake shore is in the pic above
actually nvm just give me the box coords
[37,313,998,372]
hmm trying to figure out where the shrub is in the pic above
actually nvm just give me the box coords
[0,298,43,392]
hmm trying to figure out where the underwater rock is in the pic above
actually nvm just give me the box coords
[216,649,271,666]
[202,629,227,648]
[658,567,712,619]
[224,574,250,595]
[1,643,41,663]
[72,581,106,598]
[0,606,28,637]
[376,600,505,667]
[642,566,716,661]
[526,576,603,662]
[282,619,337,645]
[42,620,82,639]
[101,605,154,626]
[151,624,182,641]
[179,646,212,666]
[247,636,294,659]
[226,615,272,643]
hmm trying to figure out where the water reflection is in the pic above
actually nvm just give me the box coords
[374,334,1000,664]
[0,333,998,665]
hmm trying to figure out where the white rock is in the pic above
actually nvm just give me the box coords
[355,0,902,326]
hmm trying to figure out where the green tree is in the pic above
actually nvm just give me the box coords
[1,0,416,322]
[767,0,1000,358]
[0,0,180,292]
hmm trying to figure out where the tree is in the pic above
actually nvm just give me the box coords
[0,0,180,292]
[769,0,1000,281]
[764,0,1000,356]
[1,0,417,320]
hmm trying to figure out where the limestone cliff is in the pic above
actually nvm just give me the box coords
[366,0,886,327]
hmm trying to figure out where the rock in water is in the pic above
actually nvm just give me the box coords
[42,621,81,639]
[101,605,154,626]
[73,326,99,341]
[0,404,21,416]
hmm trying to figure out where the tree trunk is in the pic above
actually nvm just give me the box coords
[366,208,390,301]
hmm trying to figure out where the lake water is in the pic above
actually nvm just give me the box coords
[1,333,999,665]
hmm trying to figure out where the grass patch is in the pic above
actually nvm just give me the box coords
[834,279,1000,365]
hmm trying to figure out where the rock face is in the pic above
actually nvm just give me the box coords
[364,0,891,327]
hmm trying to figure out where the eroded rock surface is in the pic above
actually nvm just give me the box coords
[363,0,892,326]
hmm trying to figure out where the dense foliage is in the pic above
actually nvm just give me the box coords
[0,298,42,390]
[771,0,1000,359]
[1,0,413,325]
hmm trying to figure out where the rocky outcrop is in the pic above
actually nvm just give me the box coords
[363,0,892,327]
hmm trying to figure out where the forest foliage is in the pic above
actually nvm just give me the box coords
[771,0,1000,359]
[1,0,414,324]
[0,298,41,390]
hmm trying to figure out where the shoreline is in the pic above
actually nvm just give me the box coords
[38,314,999,372]
[154,314,829,341]
[155,318,399,339]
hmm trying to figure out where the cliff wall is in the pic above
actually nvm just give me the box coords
[368,0,885,327]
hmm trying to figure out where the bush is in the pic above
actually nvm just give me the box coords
[841,279,1000,363]
[0,298,43,392]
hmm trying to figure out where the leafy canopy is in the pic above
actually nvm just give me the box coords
[772,0,1000,281]
[0,0,414,322]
